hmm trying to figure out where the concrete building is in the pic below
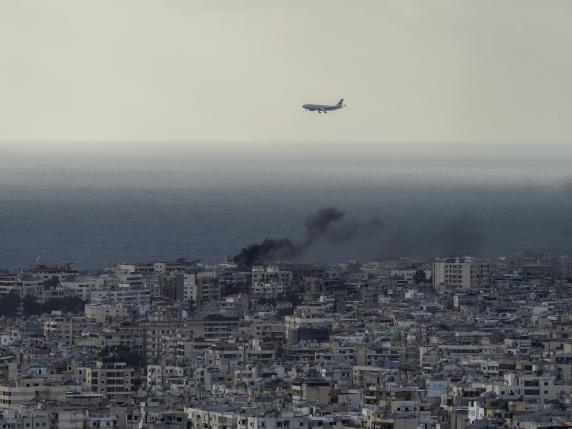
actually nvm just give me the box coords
[43,315,88,346]
[85,304,128,323]
[252,266,293,298]
[433,257,490,288]
[83,358,134,399]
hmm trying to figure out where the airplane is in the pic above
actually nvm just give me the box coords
[302,99,345,113]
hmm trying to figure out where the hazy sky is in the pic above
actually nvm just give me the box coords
[1,0,571,146]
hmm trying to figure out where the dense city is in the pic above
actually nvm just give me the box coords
[0,252,571,429]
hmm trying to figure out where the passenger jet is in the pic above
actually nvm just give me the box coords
[302,99,345,114]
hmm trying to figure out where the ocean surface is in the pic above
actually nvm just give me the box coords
[0,143,571,270]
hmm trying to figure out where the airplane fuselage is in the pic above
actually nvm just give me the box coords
[302,99,345,113]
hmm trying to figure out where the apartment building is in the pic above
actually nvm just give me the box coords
[83,358,134,399]
[433,257,490,288]
[43,315,88,346]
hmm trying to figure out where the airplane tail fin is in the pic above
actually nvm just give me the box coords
[337,99,344,107]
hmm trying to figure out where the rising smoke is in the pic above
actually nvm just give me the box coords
[233,207,384,269]
[233,206,493,269]
[376,212,485,259]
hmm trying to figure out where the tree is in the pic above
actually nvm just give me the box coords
[43,276,59,289]
[277,307,294,318]
[42,296,85,314]
[23,295,42,315]
[99,345,143,368]
[0,293,21,317]
[22,296,85,315]
[413,269,428,284]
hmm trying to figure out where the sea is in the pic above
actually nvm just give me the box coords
[0,143,571,270]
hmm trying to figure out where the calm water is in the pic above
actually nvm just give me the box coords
[0,143,571,269]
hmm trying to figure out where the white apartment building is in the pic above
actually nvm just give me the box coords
[91,284,151,310]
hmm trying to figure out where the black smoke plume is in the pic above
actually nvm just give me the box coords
[233,207,384,269]
[233,238,297,269]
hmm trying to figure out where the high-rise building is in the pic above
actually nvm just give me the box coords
[433,257,490,288]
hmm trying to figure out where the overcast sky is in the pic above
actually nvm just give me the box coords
[1,0,571,147]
